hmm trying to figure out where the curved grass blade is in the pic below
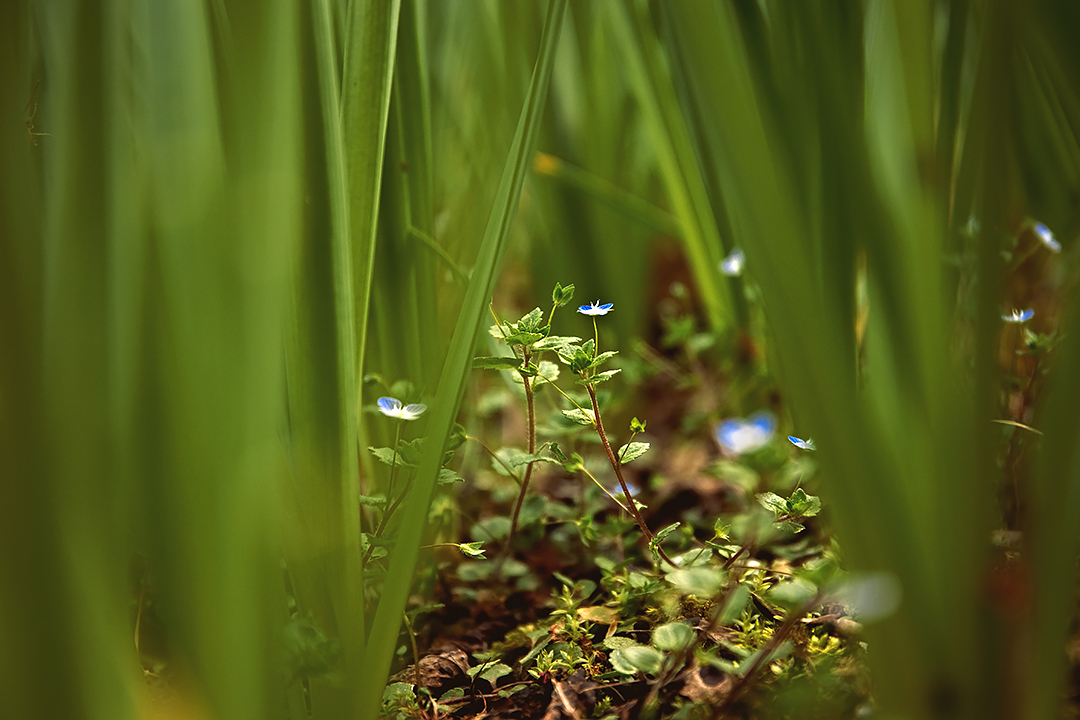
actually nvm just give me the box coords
[357,1,568,716]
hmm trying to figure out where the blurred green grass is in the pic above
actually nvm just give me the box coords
[3,1,1080,719]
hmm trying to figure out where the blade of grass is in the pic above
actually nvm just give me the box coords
[605,0,737,335]
[341,0,401,422]
[357,2,568,717]
[279,0,364,717]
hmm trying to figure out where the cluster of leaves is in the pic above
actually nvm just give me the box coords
[372,282,875,718]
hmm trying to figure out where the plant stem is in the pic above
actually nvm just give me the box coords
[363,476,414,564]
[387,421,403,499]
[586,383,677,568]
[504,353,538,562]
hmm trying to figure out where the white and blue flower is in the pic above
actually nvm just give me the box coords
[578,300,614,316]
[1002,308,1034,323]
[719,248,745,277]
[376,396,427,421]
[716,411,776,455]
[788,436,816,451]
[1034,222,1061,253]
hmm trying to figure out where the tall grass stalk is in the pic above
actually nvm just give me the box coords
[356,2,567,717]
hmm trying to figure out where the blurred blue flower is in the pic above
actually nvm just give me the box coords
[1002,308,1034,323]
[578,300,614,316]
[376,396,427,421]
[719,248,745,277]
[1034,222,1061,253]
[788,436,816,451]
[716,411,776,455]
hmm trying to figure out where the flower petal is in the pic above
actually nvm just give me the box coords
[401,403,428,420]
[377,397,402,416]
[1035,222,1062,253]
[720,248,745,277]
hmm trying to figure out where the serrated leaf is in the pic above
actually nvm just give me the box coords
[512,360,559,386]
[665,567,725,598]
[788,488,821,517]
[577,368,621,385]
[775,520,805,534]
[610,645,664,676]
[562,408,596,426]
[533,335,581,351]
[457,542,486,559]
[588,350,619,368]
[618,441,650,464]
[358,494,387,507]
[756,491,788,515]
[552,281,575,306]
[473,355,522,370]
[517,307,544,332]
[504,331,545,347]
[652,622,695,651]
[368,446,415,468]
[437,468,464,485]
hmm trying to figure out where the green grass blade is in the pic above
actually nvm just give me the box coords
[605,0,737,335]
[341,0,401,418]
[357,1,568,716]
[278,0,364,717]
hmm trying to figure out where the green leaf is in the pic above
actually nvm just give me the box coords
[768,578,818,610]
[756,491,789,515]
[437,468,464,485]
[358,494,387,507]
[602,636,639,651]
[717,584,751,626]
[502,331,545,347]
[533,335,582,351]
[469,516,512,543]
[457,541,486,559]
[655,522,681,542]
[467,662,512,684]
[512,360,559,386]
[630,417,647,433]
[577,369,621,385]
[652,622,695,651]
[609,645,665,676]
[552,282,576,306]
[788,488,821,517]
[562,408,596,427]
[369,446,415,468]
[618,441,650,464]
[517,307,545,332]
[588,350,619,369]
[665,567,725,598]
[472,355,522,370]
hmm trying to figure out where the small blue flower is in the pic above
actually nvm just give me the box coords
[716,411,776,455]
[788,436,816,451]
[578,300,614,316]
[376,396,427,421]
[1034,222,1061,253]
[1002,308,1034,323]
[719,248,745,277]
